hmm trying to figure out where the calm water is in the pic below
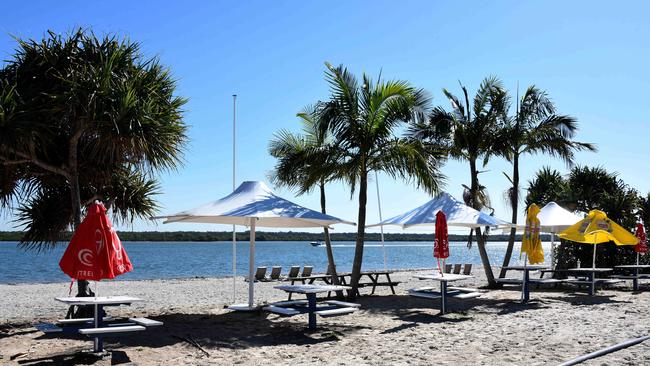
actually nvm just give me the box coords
[0,241,550,284]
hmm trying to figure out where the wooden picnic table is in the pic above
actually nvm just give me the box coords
[614,265,650,291]
[503,265,548,303]
[272,284,354,329]
[411,273,477,315]
[566,268,613,296]
[51,296,150,354]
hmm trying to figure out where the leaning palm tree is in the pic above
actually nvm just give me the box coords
[0,29,187,305]
[268,103,343,290]
[497,86,595,278]
[409,77,508,287]
[320,63,445,298]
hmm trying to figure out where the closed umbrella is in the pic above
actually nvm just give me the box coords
[634,223,648,265]
[434,211,449,275]
[520,204,544,265]
[559,210,638,267]
[60,202,133,282]
[155,181,354,310]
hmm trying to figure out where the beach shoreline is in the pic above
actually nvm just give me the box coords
[1,267,649,365]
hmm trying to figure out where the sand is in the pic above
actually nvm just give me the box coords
[1,267,649,365]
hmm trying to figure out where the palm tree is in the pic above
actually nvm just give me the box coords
[320,63,445,297]
[268,104,343,290]
[524,167,568,208]
[0,29,187,302]
[409,77,508,287]
[497,86,595,278]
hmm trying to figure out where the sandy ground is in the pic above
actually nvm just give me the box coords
[1,267,649,365]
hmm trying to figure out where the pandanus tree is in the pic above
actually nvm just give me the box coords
[320,63,445,298]
[0,29,187,299]
[497,86,595,278]
[268,103,344,290]
[409,77,508,287]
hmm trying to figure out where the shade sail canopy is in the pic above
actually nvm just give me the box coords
[154,181,354,310]
[157,181,355,227]
[367,192,511,228]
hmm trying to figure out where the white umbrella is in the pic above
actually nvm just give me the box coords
[367,192,512,229]
[155,181,354,310]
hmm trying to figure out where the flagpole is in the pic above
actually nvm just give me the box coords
[374,171,388,270]
[232,94,237,304]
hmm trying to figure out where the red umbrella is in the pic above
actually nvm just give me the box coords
[434,211,450,274]
[59,202,132,281]
[634,223,647,254]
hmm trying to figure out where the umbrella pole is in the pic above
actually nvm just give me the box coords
[592,244,596,268]
[248,218,256,308]
[550,233,555,269]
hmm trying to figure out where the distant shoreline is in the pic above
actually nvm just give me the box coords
[0,230,547,242]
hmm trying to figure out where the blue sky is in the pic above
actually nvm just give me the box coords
[1,1,648,234]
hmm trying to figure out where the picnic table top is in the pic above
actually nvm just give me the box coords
[55,296,143,305]
[274,284,351,294]
[614,265,650,269]
[413,273,473,282]
[503,265,548,271]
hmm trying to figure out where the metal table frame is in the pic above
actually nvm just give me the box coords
[614,265,650,291]
[55,296,142,354]
[413,274,473,315]
[274,285,352,329]
[503,265,548,302]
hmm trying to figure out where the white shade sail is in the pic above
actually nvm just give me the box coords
[155,181,354,310]
[507,201,584,234]
[158,181,355,227]
[367,192,512,228]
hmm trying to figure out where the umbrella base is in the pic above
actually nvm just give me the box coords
[227,303,261,312]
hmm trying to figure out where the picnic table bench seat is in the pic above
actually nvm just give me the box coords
[324,300,361,308]
[447,286,483,293]
[57,316,114,324]
[495,278,522,285]
[78,325,145,335]
[314,307,357,317]
[528,278,564,285]
[263,305,301,316]
[129,318,163,327]
[450,292,482,300]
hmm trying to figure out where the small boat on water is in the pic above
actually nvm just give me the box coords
[310,240,323,247]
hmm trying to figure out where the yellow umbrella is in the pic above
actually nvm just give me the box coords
[558,209,638,267]
[521,204,544,264]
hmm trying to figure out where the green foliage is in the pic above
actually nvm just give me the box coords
[0,29,187,250]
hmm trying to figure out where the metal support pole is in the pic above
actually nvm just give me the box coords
[232,94,237,304]
[248,218,256,308]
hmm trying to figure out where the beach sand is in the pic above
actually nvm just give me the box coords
[1,267,649,365]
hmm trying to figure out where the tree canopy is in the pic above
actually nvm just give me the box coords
[0,29,188,250]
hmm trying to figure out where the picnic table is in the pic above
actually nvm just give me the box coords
[268,284,358,329]
[36,296,162,355]
[287,270,399,297]
[614,265,650,291]
[410,273,480,315]
[566,268,613,296]
[502,265,549,302]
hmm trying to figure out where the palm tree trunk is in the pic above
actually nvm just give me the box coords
[319,182,343,299]
[499,154,519,278]
[348,170,368,300]
[470,159,497,287]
